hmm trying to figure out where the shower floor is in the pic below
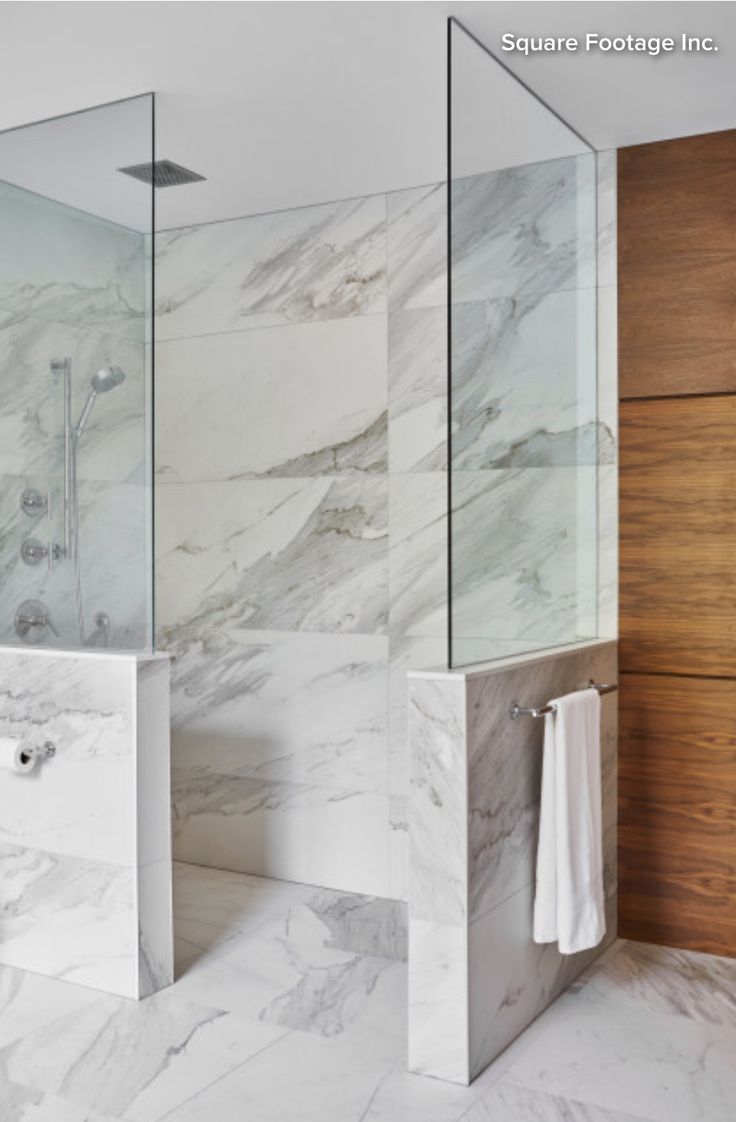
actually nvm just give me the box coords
[1,863,735,1121]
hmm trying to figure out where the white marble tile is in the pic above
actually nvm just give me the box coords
[0,963,103,1051]
[388,473,447,639]
[389,634,447,798]
[462,1081,653,1122]
[450,290,598,471]
[408,676,466,925]
[388,795,409,902]
[408,920,469,1084]
[156,315,387,482]
[465,643,617,922]
[0,1082,120,1122]
[468,886,618,1083]
[0,652,135,865]
[505,987,736,1122]
[156,476,388,635]
[0,843,137,997]
[578,940,736,1029]
[172,771,391,897]
[388,307,447,472]
[137,859,174,999]
[597,149,617,289]
[155,194,386,340]
[0,180,145,341]
[451,155,596,304]
[0,990,288,1122]
[136,658,172,868]
[450,468,598,646]
[386,184,447,312]
[168,629,388,793]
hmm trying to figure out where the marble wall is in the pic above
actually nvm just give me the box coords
[156,187,448,900]
[0,647,172,997]
[156,152,616,901]
[408,640,618,1084]
[0,180,150,651]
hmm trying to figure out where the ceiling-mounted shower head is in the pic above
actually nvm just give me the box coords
[73,367,126,441]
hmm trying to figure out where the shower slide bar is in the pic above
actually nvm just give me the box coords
[509,680,618,720]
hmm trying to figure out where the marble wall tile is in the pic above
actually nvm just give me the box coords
[465,642,617,922]
[408,676,467,925]
[451,291,598,471]
[156,476,388,635]
[155,316,387,482]
[388,306,447,472]
[451,468,598,645]
[409,641,618,1085]
[388,472,447,639]
[0,181,146,341]
[389,634,447,798]
[155,194,387,340]
[172,770,391,898]
[168,628,388,794]
[0,841,137,995]
[409,920,469,1084]
[451,155,596,304]
[0,651,135,864]
[386,184,446,312]
[0,649,171,999]
[597,149,618,289]
[388,795,409,903]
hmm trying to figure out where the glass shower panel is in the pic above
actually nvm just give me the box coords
[448,20,598,668]
[0,95,154,651]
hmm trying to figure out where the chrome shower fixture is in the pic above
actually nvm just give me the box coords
[72,366,126,441]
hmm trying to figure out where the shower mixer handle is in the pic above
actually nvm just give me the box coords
[15,600,60,643]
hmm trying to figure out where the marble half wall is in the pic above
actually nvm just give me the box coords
[408,640,618,1084]
[0,646,172,998]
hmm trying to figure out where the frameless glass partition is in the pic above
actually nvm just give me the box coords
[0,95,154,651]
[448,20,599,667]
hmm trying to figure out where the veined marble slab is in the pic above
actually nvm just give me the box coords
[156,475,388,635]
[155,315,387,482]
[0,648,172,999]
[408,641,617,1084]
[155,194,386,340]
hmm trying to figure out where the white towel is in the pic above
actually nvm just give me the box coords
[533,688,605,955]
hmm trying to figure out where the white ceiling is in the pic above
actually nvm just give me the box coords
[0,1,734,229]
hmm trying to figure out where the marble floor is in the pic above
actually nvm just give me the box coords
[2,863,736,1121]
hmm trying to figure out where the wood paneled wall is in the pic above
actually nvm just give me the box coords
[618,131,736,957]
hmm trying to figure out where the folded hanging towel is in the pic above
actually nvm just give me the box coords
[533,688,605,955]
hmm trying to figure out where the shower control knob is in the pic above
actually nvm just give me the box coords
[14,600,60,644]
[20,489,48,517]
[20,538,48,566]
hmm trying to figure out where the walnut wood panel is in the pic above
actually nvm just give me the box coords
[619,395,736,677]
[618,130,736,398]
[619,673,736,957]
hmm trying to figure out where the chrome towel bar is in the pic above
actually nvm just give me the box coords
[509,680,618,721]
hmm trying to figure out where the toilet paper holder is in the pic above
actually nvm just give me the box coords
[20,740,56,767]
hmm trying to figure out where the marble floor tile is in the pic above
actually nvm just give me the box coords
[504,985,736,1122]
[0,989,287,1122]
[0,964,103,1051]
[0,1077,120,1122]
[577,939,736,1028]
[460,1081,653,1122]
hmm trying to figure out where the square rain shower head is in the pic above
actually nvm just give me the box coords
[117,159,206,188]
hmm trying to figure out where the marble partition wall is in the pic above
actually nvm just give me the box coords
[408,640,618,1084]
[0,646,173,998]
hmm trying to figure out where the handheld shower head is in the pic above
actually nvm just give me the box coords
[91,366,125,394]
[73,367,126,440]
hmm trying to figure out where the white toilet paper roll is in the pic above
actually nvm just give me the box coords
[0,736,35,774]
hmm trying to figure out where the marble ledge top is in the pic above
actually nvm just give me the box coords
[408,637,617,682]
[0,645,171,664]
